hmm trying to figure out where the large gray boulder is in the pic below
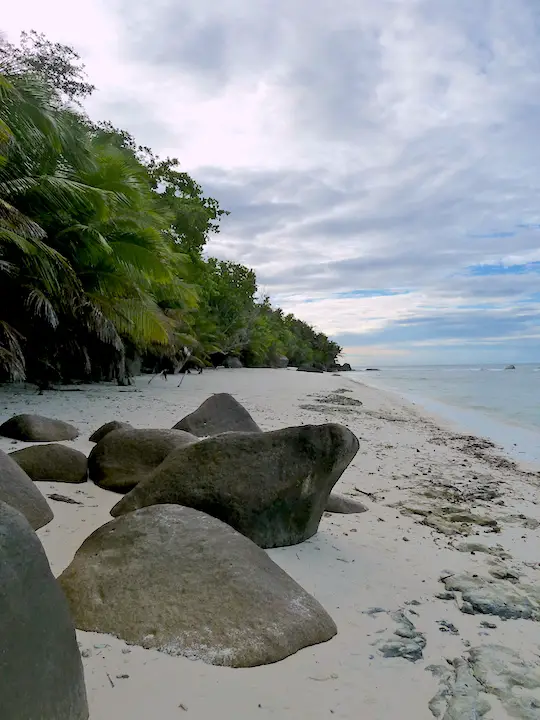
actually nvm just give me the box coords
[0,449,53,529]
[89,420,132,443]
[172,393,261,437]
[0,413,79,441]
[0,501,88,719]
[89,428,198,492]
[59,504,336,667]
[10,444,88,483]
[111,423,359,548]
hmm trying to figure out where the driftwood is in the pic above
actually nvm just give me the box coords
[147,349,203,386]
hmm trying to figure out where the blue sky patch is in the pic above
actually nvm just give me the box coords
[468,262,540,276]
[332,289,407,299]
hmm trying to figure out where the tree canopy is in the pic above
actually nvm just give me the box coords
[0,31,341,384]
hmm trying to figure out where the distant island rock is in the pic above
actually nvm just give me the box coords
[365,368,380,372]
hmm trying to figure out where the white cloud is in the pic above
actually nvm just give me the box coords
[3,0,540,361]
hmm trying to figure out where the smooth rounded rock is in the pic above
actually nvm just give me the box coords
[59,504,337,668]
[0,501,88,719]
[0,449,53,529]
[326,493,368,514]
[89,420,132,443]
[89,428,198,492]
[0,413,79,441]
[173,393,261,437]
[111,423,359,548]
[10,444,88,483]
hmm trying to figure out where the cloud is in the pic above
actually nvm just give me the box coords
[3,0,540,362]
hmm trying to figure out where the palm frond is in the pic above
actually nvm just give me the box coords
[82,301,124,351]
[25,288,59,328]
[97,295,172,345]
[0,197,46,239]
[0,320,26,380]
[0,173,114,213]
[110,240,174,281]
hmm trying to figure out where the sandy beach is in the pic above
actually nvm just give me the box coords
[1,368,539,719]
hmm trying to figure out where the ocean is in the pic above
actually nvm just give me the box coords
[348,364,540,466]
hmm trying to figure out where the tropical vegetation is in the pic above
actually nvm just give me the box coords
[0,31,341,385]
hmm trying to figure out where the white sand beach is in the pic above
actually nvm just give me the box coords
[1,368,539,719]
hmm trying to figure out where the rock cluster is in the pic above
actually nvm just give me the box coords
[0,393,363,680]
[111,421,359,548]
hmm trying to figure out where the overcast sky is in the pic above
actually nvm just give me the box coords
[4,0,540,365]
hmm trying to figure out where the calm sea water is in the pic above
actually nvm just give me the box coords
[349,364,540,465]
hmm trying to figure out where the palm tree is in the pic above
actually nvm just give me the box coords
[0,68,100,379]
[0,67,200,383]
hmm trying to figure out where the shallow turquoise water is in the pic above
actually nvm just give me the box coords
[349,364,540,465]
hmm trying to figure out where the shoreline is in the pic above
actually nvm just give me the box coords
[1,369,540,719]
[348,370,540,468]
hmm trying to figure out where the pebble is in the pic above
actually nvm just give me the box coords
[437,620,459,635]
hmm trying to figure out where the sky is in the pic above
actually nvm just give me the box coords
[3,0,540,366]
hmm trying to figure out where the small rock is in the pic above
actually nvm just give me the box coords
[437,620,459,635]
[325,494,368,514]
[364,607,386,616]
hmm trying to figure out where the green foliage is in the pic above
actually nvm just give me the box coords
[0,32,341,384]
[0,30,95,100]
